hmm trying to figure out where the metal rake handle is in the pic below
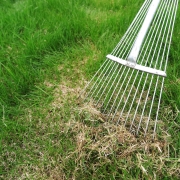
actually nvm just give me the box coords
[127,0,161,63]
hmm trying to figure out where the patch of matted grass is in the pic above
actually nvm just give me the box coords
[0,0,179,179]
[2,44,179,179]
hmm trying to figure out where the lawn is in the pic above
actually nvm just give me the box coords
[0,0,179,179]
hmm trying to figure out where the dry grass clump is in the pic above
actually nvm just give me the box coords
[64,98,179,178]
[73,101,165,152]
[14,165,66,180]
[73,101,180,177]
[41,80,180,179]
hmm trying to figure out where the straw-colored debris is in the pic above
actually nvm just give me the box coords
[43,79,179,178]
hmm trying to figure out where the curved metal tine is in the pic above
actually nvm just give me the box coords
[135,0,172,135]
[86,14,142,101]
[93,64,120,106]
[86,29,129,100]
[114,24,155,124]
[79,59,108,98]
[85,0,152,103]
[95,29,141,106]
[153,78,164,138]
[93,62,119,102]
[95,0,152,108]
[163,0,179,72]
[111,69,135,121]
[143,0,177,136]
[111,0,152,57]
[153,0,179,138]
[115,0,164,126]
[102,0,152,114]
[142,76,159,135]
[112,12,162,123]
[121,2,164,128]
[93,22,140,103]
[129,0,168,133]
[100,66,126,112]
[84,59,112,98]
[103,65,127,115]
[88,60,116,99]
[86,17,139,102]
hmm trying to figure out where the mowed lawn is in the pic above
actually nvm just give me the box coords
[0,0,180,179]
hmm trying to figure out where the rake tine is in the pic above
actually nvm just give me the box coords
[80,0,178,137]
[111,68,135,121]
[86,15,138,101]
[88,61,116,100]
[93,63,118,103]
[100,65,123,112]
[129,0,167,132]
[143,0,176,135]
[102,65,126,114]
[102,6,153,113]
[111,0,152,56]
[106,66,130,118]
[94,64,119,106]
[153,78,164,138]
[79,59,108,98]
[85,9,145,104]
[153,0,179,138]
[95,13,147,107]
[133,0,172,134]
[83,0,152,102]
[143,76,159,135]
[84,60,112,99]
[164,0,179,72]
[116,0,165,125]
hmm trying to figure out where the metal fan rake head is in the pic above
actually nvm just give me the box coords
[80,0,179,138]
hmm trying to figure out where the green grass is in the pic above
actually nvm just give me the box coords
[0,0,180,179]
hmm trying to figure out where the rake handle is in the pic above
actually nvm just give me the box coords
[127,0,161,63]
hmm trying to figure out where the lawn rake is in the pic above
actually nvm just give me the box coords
[81,0,179,138]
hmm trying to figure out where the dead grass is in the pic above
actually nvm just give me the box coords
[15,45,178,179]
[43,76,180,178]
[7,77,178,179]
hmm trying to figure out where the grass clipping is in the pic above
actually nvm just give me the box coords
[72,101,166,158]
[48,81,180,178]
